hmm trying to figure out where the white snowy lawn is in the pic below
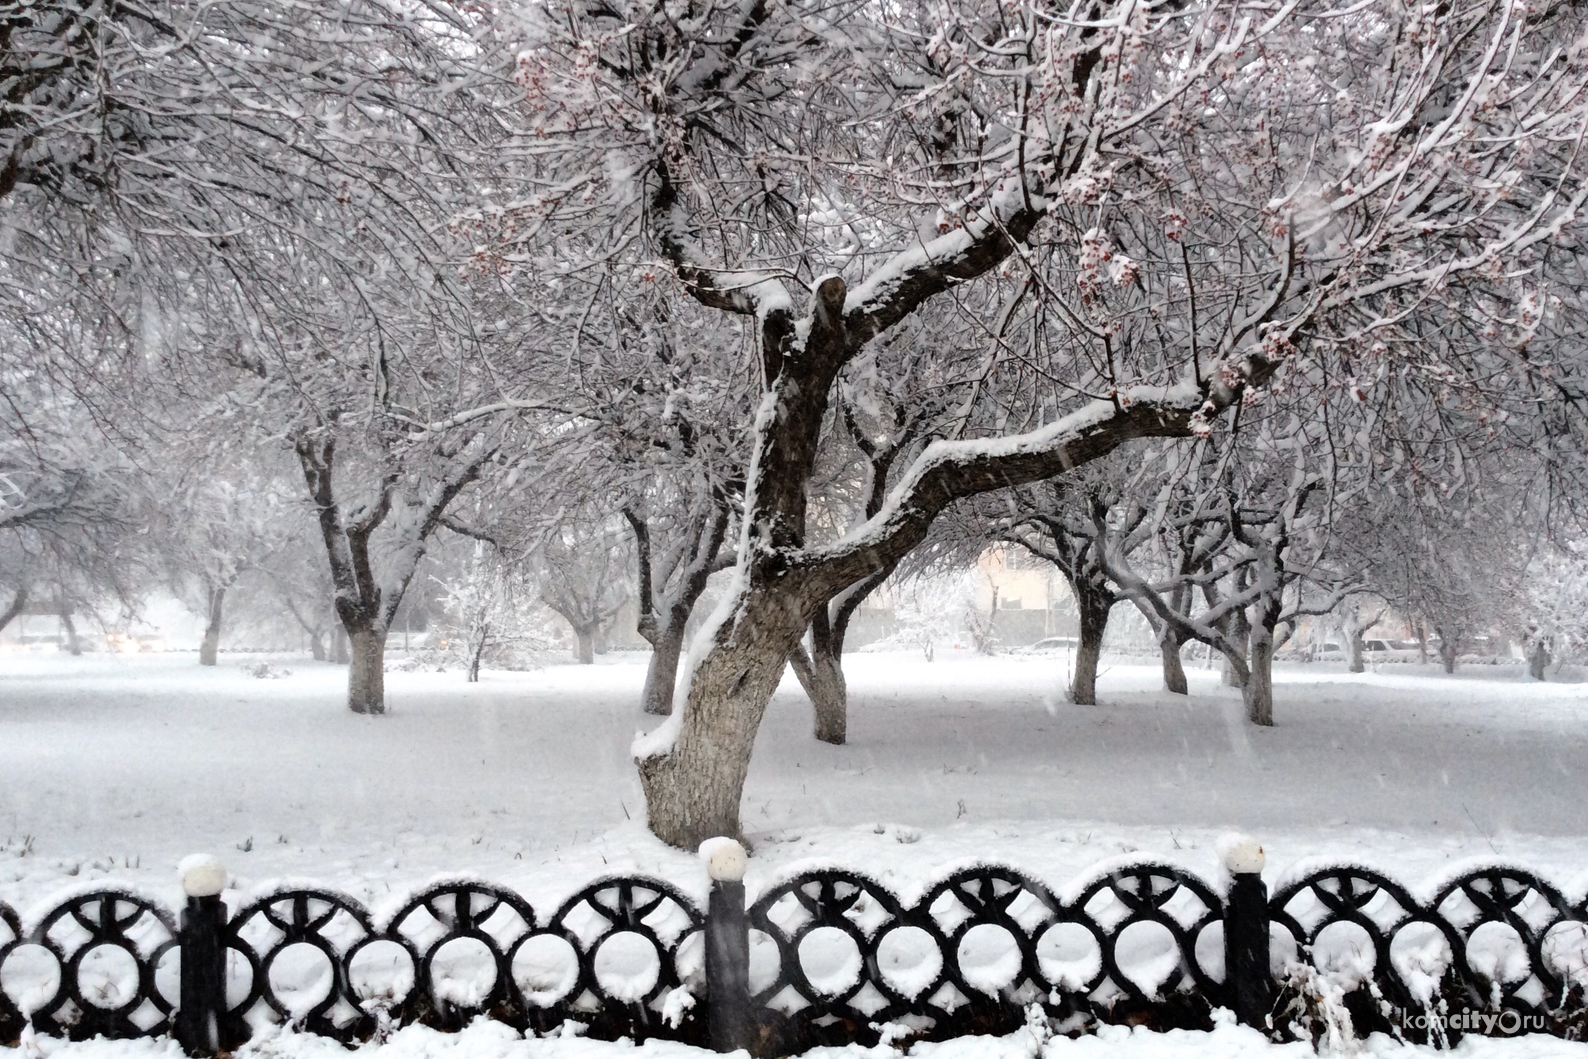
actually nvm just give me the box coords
[2,649,1587,1058]
[7,1018,1588,1059]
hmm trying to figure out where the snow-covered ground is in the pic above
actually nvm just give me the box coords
[2,649,1585,911]
[7,1018,1588,1059]
[3,650,1587,1058]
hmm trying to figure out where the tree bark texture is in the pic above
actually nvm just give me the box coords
[199,586,225,666]
[1221,613,1249,688]
[347,624,388,714]
[638,584,805,848]
[789,635,847,745]
[1070,584,1113,705]
[1244,625,1274,726]
[641,624,687,716]
[1160,634,1188,695]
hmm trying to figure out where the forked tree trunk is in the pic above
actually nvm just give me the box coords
[1244,625,1274,726]
[638,589,801,848]
[347,624,388,714]
[641,624,687,716]
[1070,588,1112,705]
[1160,635,1188,695]
[199,587,226,666]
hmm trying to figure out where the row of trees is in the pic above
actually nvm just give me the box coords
[4,0,1587,846]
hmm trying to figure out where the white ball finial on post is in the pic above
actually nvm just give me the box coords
[699,837,750,1052]
[178,854,229,898]
[176,855,229,1056]
[1218,833,1265,875]
[698,836,747,883]
[1217,832,1272,1029]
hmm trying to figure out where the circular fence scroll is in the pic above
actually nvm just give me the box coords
[0,890,178,1041]
[1270,864,1588,1039]
[747,861,1225,1050]
[0,898,26,1040]
[1431,867,1584,1016]
[1,861,1582,1052]
[749,868,914,1038]
[1065,864,1224,1008]
[375,880,537,1027]
[539,876,705,1040]
[225,887,377,1042]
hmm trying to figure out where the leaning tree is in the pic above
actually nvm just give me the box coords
[476,0,1588,846]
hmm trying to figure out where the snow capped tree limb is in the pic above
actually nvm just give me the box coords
[804,382,1210,594]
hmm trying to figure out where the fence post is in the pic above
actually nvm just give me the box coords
[1221,835,1272,1030]
[175,855,228,1057]
[700,838,750,1053]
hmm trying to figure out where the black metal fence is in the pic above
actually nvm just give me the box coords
[1,854,1585,1055]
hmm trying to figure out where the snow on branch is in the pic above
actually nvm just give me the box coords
[804,382,1207,592]
[842,185,1049,348]
[651,162,794,324]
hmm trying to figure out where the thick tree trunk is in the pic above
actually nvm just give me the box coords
[332,625,350,664]
[0,586,26,633]
[1221,615,1249,688]
[637,589,801,848]
[1527,639,1550,681]
[468,633,485,683]
[1160,634,1188,695]
[61,613,81,656]
[347,624,388,714]
[641,623,687,716]
[789,638,847,744]
[574,625,596,664]
[199,587,225,666]
[1439,636,1459,674]
[1070,590,1111,705]
[1347,629,1366,672]
[1244,626,1274,726]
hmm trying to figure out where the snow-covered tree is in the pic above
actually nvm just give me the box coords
[540,523,634,665]
[472,0,1588,845]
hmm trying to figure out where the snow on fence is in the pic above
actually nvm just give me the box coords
[1,841,1585,1056]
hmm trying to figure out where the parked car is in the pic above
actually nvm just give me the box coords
[105,631,166,653]
[1307,642,1345,662]
[1362,638,1421,662]
[1028,636,1080,653]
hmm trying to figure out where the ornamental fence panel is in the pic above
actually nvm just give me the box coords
[0,851,1584,1055]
